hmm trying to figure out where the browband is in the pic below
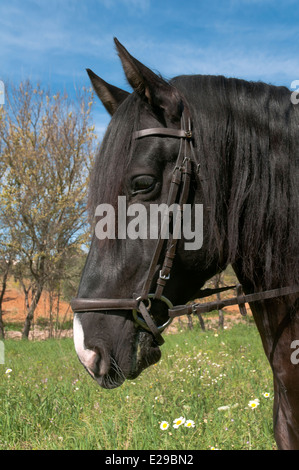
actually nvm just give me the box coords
[134,128,192,140]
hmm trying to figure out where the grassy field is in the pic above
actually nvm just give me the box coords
[0,319,276,450]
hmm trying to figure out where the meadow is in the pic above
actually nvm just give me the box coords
[0,318,276,450]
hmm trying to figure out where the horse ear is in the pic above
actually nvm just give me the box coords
[114,38,183,123]
[86,68,130,116]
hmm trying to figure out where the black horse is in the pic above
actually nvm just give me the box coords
[72,39,299,450]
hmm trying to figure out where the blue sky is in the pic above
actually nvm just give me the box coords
[1,0,298,135]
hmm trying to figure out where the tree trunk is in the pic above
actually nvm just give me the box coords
[0,310,5,340]
[197,313,206,331]
[0,258,12,339]
[187,314,193,330]
[22,284,43,339]
[214,274,225,329]
[49,290,54,339]
[218,308,224,329]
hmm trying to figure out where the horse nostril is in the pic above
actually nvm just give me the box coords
[89,347,110,377]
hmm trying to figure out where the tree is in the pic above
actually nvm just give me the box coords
[0,104,13,339]
[0,251,13,339]
[0,81,97,338]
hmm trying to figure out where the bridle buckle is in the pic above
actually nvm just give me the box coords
[159,270,170,281]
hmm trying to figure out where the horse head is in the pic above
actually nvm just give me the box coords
[72,39,222,389]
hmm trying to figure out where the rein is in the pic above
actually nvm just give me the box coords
[71,110,299,346]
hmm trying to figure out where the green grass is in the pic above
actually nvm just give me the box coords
[0,321,276,450]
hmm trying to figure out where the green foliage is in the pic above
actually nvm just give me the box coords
[0,322,275,450]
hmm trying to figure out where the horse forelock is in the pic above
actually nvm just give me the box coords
[88,93,142,217]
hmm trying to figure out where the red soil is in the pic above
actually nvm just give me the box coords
[2,285,72,324]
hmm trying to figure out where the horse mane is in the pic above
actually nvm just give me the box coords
[89,73,299,290]
[172,74,299,289]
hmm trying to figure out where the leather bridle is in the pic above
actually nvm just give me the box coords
[71,110,195,345]
[71,110,299,346]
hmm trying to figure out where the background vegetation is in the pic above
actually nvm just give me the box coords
[0,80,276,451]
[0,81,97,338]
[0,320,276,450]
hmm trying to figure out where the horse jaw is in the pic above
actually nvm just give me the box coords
[73,314,161,389]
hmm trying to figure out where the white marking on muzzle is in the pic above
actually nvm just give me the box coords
[73,315,97,377]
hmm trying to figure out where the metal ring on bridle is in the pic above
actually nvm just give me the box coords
[132,294,173,333]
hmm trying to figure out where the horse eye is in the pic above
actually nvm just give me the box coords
[131,175,156,194]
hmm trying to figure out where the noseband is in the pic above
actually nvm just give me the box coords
[71,110,299,346]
